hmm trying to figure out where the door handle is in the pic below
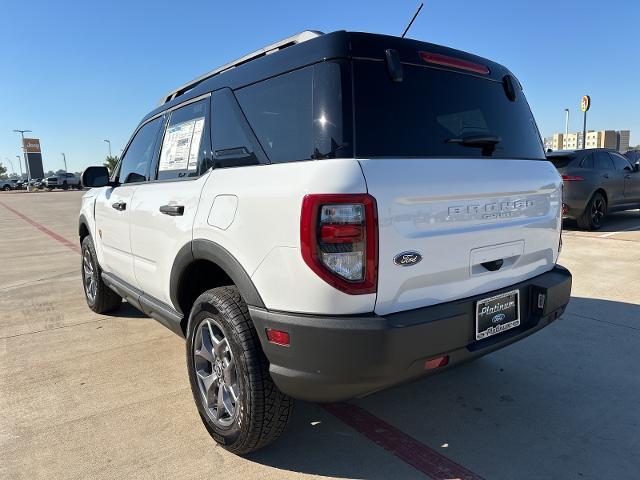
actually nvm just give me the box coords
[159,205,184,216]
[602,174,610,179]
[111,202,127,211]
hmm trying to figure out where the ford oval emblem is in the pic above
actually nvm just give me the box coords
[394,251,422,266]
[492,313,506,324]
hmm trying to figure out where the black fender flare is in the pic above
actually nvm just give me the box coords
[79,213,92,242]
[169,239,265,315]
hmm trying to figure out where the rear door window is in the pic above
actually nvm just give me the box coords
[155,99,210,180]
[595,152,614,170]
[352,60,545,159]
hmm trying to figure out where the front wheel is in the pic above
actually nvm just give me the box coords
[81,236,122,313]
[577,192,606,230]
[186,286,293,454]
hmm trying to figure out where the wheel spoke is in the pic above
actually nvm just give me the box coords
[195,329,214,362]
[196,369,217,403]
[223,359,235,385]
[216,384,226,418]
[214,337,228,358]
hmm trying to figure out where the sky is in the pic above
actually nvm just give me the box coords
[0,0,638,174]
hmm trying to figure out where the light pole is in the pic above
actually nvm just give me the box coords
[104,139,112,157]
[16,155,23,178]
[5,157,15,175]
[13,129,32,191]
[564,108,569,137]
[61,153,68,183]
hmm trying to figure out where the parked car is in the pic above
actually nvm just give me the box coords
[624,150,640,165]
[548,148,640,230]
[78,30,572,454]
[44,173,81,190]
[1,179,14,191]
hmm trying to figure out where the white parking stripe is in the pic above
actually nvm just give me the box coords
[599,224,640,238]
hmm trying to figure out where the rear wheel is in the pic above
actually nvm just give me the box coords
[186,286,293,454]
[2,185,10,191]
[577,192,606,230]
[81,236,122,313]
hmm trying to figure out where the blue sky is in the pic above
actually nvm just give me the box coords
[0,0,638,173]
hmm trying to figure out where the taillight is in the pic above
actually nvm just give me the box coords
[300,194,378,295]
[418,51,489,75]
[561,175,584,181]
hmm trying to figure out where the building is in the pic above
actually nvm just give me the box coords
[545,129,630,152]
[617,130,630,153]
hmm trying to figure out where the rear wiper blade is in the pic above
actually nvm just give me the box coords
[445,135,502,156]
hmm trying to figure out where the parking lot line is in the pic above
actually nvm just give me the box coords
[0,200,80,253]
[598,224,640,238]
[323,402,485,480]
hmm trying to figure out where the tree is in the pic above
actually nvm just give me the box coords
[104,155,120,174]
[0,162,7,179]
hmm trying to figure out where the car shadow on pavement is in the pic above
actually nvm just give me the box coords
[106,301,148,319]
[563,210,640,232]
[246,296,640,479]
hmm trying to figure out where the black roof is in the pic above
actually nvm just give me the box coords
[141,31,515,124]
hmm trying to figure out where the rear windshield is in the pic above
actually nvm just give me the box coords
[547,155,575,168]
[352,60,545,160]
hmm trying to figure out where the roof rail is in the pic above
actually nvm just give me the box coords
[158,30,324,106]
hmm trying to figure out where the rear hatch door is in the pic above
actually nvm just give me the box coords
[351,55,561,315]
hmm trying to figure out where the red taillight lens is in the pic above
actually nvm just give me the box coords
[561,175,584,181]
[301,194,378,295]
[419,51,489,75]
[266,328,290,346]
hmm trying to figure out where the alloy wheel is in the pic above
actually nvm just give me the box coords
[82,249,97,303]
[193,318,240,427]
[591,197,605,227]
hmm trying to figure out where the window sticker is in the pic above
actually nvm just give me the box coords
[158,117,205,172]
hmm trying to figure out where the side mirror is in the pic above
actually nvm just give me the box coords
[635,161,640,172]
[81,166,110,188]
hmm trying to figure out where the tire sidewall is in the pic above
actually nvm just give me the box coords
[186,299,251,448]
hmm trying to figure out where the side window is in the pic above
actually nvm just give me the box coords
[235,67,313,163]
[211,89,268,168]
[580,154,594,169]
[156,99,210,181]
[595,152,613,170]
[609,152,633,171]
[118,117,163,184]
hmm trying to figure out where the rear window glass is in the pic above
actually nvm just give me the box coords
[352,60,545,159]
[235,67,313,163]
[235,61,353,164]
[548,155,575,168]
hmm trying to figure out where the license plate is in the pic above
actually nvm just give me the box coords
[475,289,520,341]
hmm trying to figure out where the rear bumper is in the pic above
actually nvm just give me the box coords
[249,265,572,402]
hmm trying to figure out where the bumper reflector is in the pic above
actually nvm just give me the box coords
[266,328,290,346]
[425,355,449,370]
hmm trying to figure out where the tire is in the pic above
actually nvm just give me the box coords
[81,236,122,313]
[2,185,10,191]
[577,192,607,230]
[186,286,293,455]
[62,182,69,190]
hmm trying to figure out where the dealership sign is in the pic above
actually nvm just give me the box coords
[23,138,42,153]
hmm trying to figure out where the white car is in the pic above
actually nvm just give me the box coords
[44,173,80,190]
[78,30,572,454]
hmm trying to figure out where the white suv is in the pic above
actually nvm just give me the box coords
[79,31,572,454]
